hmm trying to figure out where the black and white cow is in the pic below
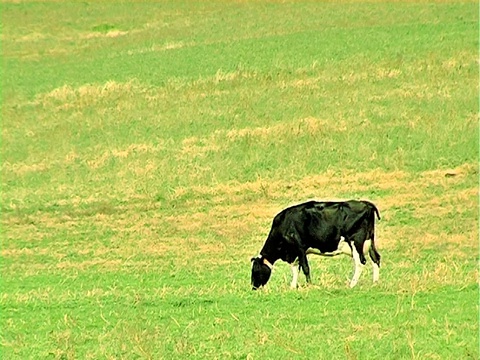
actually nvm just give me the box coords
[251,200,381,290]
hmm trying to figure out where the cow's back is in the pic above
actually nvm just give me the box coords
[297,202,344,252]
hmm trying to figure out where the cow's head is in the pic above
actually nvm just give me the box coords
[250,256,272,290]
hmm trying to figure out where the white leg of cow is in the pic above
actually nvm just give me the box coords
[349,242,364,288]
[290,264,300,289]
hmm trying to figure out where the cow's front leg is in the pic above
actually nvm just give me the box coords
[290,261,300,289]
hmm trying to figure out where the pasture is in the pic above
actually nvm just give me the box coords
[1,1,478,359]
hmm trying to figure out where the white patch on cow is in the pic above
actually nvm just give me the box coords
[306,248,322,256]
[263,258,273,270]
[290,264,299,288]
[349,242,364,288]
[372,262,380,283]
[363,240,372,254]
[338,239,352,256]
[305,239,352,258]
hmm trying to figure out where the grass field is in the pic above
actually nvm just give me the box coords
[1,1,479,359]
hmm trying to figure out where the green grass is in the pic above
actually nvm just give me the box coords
[2,1,478,359]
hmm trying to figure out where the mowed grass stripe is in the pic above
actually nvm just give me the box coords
[3,49,477,180]
[3,165,477,285]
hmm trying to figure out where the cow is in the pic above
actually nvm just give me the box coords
[250,200,381,290]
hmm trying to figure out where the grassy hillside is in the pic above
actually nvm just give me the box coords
[2,1,478,359]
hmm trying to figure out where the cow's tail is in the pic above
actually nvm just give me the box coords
[363,201,381,270]
[374,205,381,221]
[363,200,381,221]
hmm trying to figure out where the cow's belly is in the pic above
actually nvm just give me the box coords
[310,238,341,253]
[306,238,352,257]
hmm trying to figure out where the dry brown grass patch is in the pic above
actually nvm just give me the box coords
[32,80,148,111]
[1,161,50,175]
[176,117,352,159]
[56,259,123,270]
[220,117,347,140]
[179,137,222,158]
[83,30,129,39]
[3,163,476,277]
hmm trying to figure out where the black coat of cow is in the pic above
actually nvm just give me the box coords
[251,200,381,290]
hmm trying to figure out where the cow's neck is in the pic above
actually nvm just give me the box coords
[262,257,273,269]
[260,252,278,266]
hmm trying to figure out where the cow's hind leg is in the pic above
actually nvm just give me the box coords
[368,241,381,283]
[349,241,366,288]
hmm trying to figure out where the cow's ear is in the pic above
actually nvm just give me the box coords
[251,257,256,262]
